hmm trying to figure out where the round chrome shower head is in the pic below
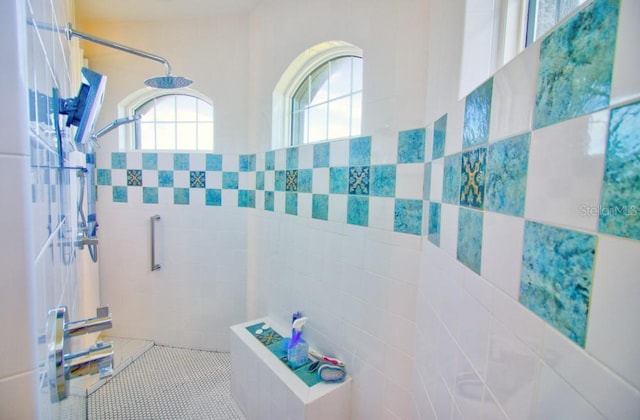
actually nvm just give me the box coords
[145,75,193,89]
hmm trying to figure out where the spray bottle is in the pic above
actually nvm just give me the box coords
[287,316,309,369]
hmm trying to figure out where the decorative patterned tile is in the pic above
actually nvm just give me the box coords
[312,194,329,221]
[533,0,619,129]
[457,207,483,274]
[222,172,239,189]
[350,136,371,166]
[265,151,275,170]
[158,171,174,188]
[113,186,127,203]
[443,153,461,204]
[329,167,348,194]
[256,171,264,190]
[463,78,493,149]
[275,170,286,191]
[423,162,431,201]
[285,170,298,192]
[174,153,190,170]
[428,202,441,246]
[298,169,312,193]
[347,195,369,227]
[206,153,223,171]
[286,147,299,170]
[599,101,640,240]
[398,128,426,163]
[142,153,158,170]
[370,165,396,197]
[238,190,256,208]
[112,152,126,169]
[206,189,222,206]
[143,187,158,204]
[394,199,423,235]
[433,114,447,159]
[190,171,206,188]
[313,143,330,168]
[349,166,370,195]
[460,147,487,209]
[174,188,190,205]
[486,133,530,217]
[519,221,597,347]
[97,169,111,185]
[127,169,142,186]
[285,192,298,215]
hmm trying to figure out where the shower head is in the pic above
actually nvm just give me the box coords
[145,75,193,89]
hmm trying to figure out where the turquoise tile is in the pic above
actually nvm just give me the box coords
[142,153,157,170]
[174,188,190,205]
[312,194,329,221]
[329,167,348,194]
[222,172,238,189]
[394,199,423,236]
[370,165,396,197]
[111,152,126,169]
[143,187,158,204]
[97,169,111,185]
[174,153,190,170]
[264,191,274,211]
[256,171,265,190]
[112,186,127,203]
[423,162,431,200]
[599,101,640,240]
[190,171,206,188]
[349,136,371,166]
[313,143,330,168]
[127,169,142,186]
[443,153,461,204]
[206,189,222,206]
[463,78,493,149]
[460,147,487,209]
[239,154,256,172]
[298,169,312,193]
[347,196,369,227]
[428,202,441,246]
[239,190,256,208]
[519,221,597,347]
[286,192,298,215]
[349,166,370,195]
[287,147,299,169]
[486,133,530,217]
[457,207,483,274]
[533,0,619,129]
[398,128,425,163]
[265,151,275,170]
[158,170,173,187]
[433,114,447,159]
[206,153,223,171]
[286,170,298,192]
[275,170,286,191]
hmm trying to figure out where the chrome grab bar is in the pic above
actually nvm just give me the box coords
[151,215,161,271]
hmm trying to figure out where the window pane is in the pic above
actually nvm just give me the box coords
[327,96,351,139]
[137,101,155,122]
[197,123,214,150]
[328,57,352,100]
[197,100,213,122]
[177,123,197,150]
[139,123,155,149]
[292,78,309,112]
[156,122,176,150]
[154,96,176,122]
[176,95,197,121]
[352,57,363,92]
[309,64,329,105]
[350,92,362,136]
[308,104,327,142]
[291,109,306,145]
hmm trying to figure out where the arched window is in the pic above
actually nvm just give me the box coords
[273,41,363,148]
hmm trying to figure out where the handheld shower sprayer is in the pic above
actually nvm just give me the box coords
[92,114,141,144]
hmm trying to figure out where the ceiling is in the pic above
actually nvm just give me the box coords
[75,0,263,22]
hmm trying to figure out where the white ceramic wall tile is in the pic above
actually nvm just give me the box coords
[111,169,126,186]
[264,170,274,190]
[222,190,238,207]
[493,289,545,355]
[298,143,313,168]
[455,289,491,379]
[330,139,350,167]
[190,153,205,170]
[0,371,38,420]
[157,152,173,170]
[371,134,398,165]
[127,152,142,168]
[173,170,190,188]
[158,187,173,204]
[610,0,640,106]
[127,186,142,203]
[588,235,640,390]
[223,153,240,171]
[481,211,525,299]
[439,203,459,258]
[395,164,424,199]
[525,110,608,231]
[452,352,483,419]
[328,194,346,223]
[368,197,395,231]
[429,158,444,202]
[207,171,222,189]
[142,170,158,187]
[312,168,329,194]
[444,100,465,156]
[298,192,312,218]
[424,124,434,163]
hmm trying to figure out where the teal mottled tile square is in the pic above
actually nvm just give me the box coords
[463,78,493,149]
[519,221,597,347]
[143,187,158,204]
[394,199,423,236]
[460,147,487,209]
[112,186,127,203]
[313,143,330,168]
[239,190,256,208]
[350,136,371,166]
[111,152,126,169]
[142,153,157,170]
[174,153,190,170]
[428,202,441,246]
[206,153,223,171]
[97,169,111,185]
[222,172,239,189]
[433,114,447,159]
[329,167,348,194]
[286,192,298,215]
[457,207,483,274]
[275,170,286,191]
[443,154,461,204]
[206,189,222,206]
[298,169,312,193]
[533,0,619,129]
[265,151,275,170]
[190,171,206,188]
[486,133,531,217]
[599,101,640,240]
[423,162,431,200]
[174,188,190,205]
[347,196,369,227]
[349,166,370,195]
[256,171,265,190]
[239,154,256,172]
[370,165,396,197]
[287,147,299,169]
[398,128,425,163]
[312,194,329,221]
[286,170,298,192]
[264,191,274,211]
[158,170,173,187]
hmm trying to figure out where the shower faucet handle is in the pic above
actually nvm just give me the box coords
[64,305,112,338]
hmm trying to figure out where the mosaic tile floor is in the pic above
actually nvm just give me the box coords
[88,346,245,420]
